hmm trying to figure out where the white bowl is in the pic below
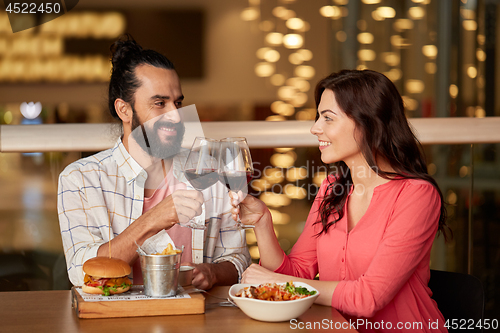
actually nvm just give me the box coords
[228,282,320,322]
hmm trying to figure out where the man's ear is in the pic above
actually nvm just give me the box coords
[115,98,132,124]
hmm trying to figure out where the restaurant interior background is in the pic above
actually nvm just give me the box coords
[0,0,499,318]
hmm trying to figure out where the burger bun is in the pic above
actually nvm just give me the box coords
[83,257,131,278]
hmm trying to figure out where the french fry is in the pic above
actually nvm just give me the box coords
[155,243,182,255]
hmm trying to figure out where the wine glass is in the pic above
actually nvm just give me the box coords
[182,137,220,229]
[219,137,255,230]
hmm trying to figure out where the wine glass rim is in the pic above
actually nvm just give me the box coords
[220,137,247,142]
[194,136,219,142]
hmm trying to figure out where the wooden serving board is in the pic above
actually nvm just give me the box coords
[71,286,205,319]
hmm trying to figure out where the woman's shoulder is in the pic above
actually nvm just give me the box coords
[387,178,440,203]
[400,178,437,191]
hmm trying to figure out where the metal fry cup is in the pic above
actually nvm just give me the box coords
[138,247,183,297]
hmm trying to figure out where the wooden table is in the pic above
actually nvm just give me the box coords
[0,287,358,332]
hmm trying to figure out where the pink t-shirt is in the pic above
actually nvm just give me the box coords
[275,177,447,333]
[132,167,192,285]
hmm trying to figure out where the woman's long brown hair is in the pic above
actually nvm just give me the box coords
[314,70,449,240]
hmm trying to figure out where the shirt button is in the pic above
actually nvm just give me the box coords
[135,195,140,199]
[341,258,344,262]
[342,246,345,250]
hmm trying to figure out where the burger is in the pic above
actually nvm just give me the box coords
[82,257,132,296]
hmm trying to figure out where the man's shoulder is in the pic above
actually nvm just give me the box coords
[60,147,116,177]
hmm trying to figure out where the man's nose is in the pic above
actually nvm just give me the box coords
[163,107,181,123]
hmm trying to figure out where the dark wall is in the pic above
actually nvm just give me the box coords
[65,9,204,79]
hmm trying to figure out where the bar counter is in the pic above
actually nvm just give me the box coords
[0,286,358,332]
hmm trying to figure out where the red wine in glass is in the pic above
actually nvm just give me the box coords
[185,168,220,190]
[182,137,220,229]
[220,171,253,192]
[219,137,255,230]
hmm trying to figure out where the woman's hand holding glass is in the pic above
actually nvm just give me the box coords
[229,190,270,229]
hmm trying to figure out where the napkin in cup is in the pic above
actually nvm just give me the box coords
[138,230,177,255]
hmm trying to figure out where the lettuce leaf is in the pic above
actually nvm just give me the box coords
[97,285,111,296]
[285,282,317,296]
[97,282,132,296]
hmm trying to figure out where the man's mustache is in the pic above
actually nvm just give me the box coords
[151,120,184,132]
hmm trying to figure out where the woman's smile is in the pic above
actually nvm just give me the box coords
[318,140,331,150]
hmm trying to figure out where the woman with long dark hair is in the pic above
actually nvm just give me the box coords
[233,70,448,332]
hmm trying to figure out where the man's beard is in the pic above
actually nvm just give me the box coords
[130,107,185,160]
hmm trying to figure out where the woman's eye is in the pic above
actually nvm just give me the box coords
[155,101,165,107]
[175,101,183,107]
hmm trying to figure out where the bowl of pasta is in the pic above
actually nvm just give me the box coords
[228,282,320,322]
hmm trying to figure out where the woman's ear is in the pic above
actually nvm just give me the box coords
[115,98,132,124]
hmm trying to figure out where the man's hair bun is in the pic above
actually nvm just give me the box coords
[110,34,143,68]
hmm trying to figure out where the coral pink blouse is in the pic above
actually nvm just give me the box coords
[275,177,447,333]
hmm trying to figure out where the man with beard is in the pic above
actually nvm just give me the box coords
[58,35,251,289]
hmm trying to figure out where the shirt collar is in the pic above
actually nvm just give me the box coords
[111,137,147,184]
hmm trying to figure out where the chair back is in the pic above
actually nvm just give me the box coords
[429,269,484,333]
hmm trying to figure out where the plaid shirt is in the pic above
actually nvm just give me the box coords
[58,138,251,286]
